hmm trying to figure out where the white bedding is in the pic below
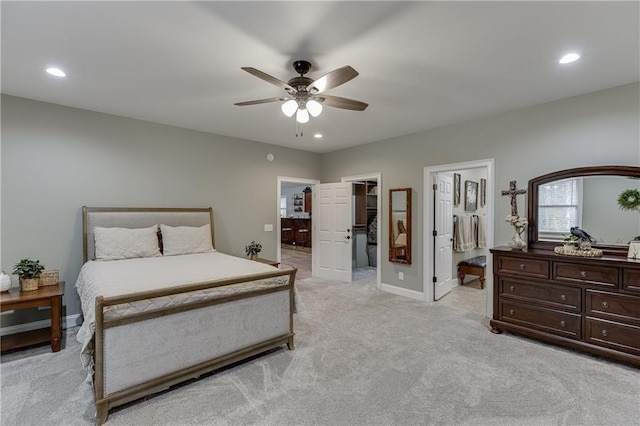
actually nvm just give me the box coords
[75,252,290,367]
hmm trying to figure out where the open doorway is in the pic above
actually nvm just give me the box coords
[423,159,494,317]
[277,176,320,280]
[342,173,382,288]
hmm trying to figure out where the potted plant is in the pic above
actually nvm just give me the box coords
[562,234,578,247]
[12,258,45,292]
[245,241,262,261]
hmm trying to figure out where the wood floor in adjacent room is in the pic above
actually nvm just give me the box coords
[281,245,312,280]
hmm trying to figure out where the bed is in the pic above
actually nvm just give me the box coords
[76,207,297,425]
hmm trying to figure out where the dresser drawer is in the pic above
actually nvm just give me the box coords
[553,262,618,288]
[585,317,640,355]
[497,257,549,280]
[499,301,581,339]
[623,268,640,293]
[499,278,581,312]
[586,290,640,326]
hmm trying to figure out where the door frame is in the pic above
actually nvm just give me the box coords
[341,172,382,289]
[276,176,320,267]
[423,159,495,316]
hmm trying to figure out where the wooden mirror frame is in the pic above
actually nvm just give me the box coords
[527,165,640,256]
[389,188,412,264]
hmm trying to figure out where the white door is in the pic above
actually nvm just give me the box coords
[434,173,455,300]
[313,183,353,282]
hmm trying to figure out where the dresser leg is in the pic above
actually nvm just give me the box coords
[490,326,503,334]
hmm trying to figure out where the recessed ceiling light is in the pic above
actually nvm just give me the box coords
[46,67,66,77]
[313,133,323,139]
[558,53,581,65]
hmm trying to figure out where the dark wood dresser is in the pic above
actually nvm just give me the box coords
[490,246,640,366]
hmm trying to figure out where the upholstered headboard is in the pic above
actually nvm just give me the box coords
[82,207,214,263]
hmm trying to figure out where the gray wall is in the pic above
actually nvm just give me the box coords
[1,95,321,325]
[321,82,640,292]
[2,82,639,327]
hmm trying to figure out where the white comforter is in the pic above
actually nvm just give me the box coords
[75,252,288,367]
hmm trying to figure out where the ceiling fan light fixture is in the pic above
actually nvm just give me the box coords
[306,99,323,117]
[296,108,310,124]
[281,100,298,117]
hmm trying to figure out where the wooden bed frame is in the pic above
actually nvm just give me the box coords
[81,207,297,425]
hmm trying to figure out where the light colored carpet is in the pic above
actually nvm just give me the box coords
[1,275,639,425]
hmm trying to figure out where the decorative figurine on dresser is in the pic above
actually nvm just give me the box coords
[490,166,640,367]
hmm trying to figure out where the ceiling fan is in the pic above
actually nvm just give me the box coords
[234,60,368,124]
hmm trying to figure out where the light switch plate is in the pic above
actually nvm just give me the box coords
[399,272,404,280]
[264,224,273,232]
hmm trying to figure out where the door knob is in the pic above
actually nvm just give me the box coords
[345,235,351,240]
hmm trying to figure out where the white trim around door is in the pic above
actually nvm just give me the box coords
[423,159,495,317]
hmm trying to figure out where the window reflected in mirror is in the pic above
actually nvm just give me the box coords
[528,166,640,256]
[537,176,640,245]
[389,188,412,264]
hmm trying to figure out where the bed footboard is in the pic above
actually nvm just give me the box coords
[93,267,296,425]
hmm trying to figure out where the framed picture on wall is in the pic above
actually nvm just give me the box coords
[465,180,478,211]
[454,173,461,206]
[480,178,487,207]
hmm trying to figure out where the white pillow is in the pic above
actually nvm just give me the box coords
[160,224,214,256]
[94,225,161,261]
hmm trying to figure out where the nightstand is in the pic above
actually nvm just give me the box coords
[1,282,65,352]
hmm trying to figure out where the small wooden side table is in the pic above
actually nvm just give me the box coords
[1,281,65,352]
[254,258,280,268]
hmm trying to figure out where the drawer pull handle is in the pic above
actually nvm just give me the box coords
[519,264,525,270]
[602,301,609,309]
[560,294,567,301]
[509,309,514,315]
[580,271,587,278]
[509,285,515,292]
[602,329,608,337]
[560,320,566,328]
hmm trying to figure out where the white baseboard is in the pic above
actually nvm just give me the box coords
[380,282,424,301]
[0,314,82,336]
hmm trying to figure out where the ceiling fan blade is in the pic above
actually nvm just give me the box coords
[319,95,368,111]
[234,97,289,106]
[241,67,295,92]
[307,66,359,94]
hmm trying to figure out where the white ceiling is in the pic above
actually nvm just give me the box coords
[2,1,639,154]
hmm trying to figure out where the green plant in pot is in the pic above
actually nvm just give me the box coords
[245,241,262,261]
[562,234,578,247]
[12,258,45,292]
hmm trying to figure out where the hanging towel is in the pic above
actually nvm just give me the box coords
[454,215,475,252]
[477,215,487,248]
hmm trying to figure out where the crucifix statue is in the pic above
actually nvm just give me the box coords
[501,180,526,216]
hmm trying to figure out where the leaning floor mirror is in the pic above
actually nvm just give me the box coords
[389,188,412,264]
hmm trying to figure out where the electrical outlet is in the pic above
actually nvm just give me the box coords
[399,272,404,280]
[264,224,273,232]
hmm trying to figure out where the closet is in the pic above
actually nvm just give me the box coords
[353,181,378,267]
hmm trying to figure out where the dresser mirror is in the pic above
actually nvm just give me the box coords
[527,165,640,256]
[389,188,412,264]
